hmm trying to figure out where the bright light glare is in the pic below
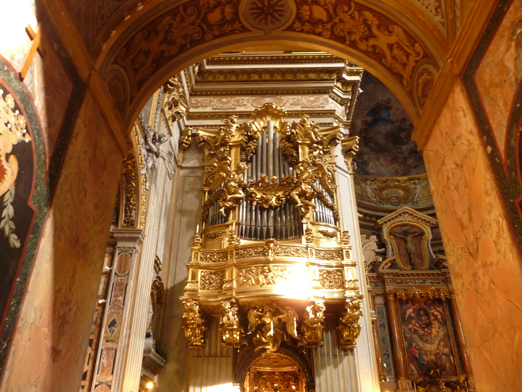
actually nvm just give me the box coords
[0,1,37,54]
[274,267,310,299]
[207,383,240,391]
[146,381,154,390]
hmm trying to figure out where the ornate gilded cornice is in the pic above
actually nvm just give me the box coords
[194,68,339,83]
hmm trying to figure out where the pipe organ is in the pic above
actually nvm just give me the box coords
[181,103,364,390]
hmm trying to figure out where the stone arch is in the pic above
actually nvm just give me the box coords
[236,346,315,391]
[96,0,445,129]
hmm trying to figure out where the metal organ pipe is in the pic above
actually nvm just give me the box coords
[267,122,275,238]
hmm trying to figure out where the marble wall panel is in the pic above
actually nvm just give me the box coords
[474,0,522,162]
[0,91,123,392]
[423,81,522,392]
[31,36,74,170]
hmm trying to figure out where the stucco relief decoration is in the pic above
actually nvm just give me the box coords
[0,90,31,248]
[241,0,296,32]
[355,174,430,206]
[237,265,293,288]
[116,0,246,96]
[415,65,436,110]
[290,0,424,91]
[415,0,445,26]
[163,75,188,123]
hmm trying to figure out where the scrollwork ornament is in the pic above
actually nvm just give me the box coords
[291,0,424,91]
[182,299,206,348]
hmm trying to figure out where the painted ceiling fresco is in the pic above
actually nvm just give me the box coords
[350,72,426,177]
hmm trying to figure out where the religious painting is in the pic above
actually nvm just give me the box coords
[349,72,426,177]
[399,297,458,378]
[389,223,428,270]
[0,61,45,371]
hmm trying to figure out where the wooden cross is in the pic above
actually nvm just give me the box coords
[19,23,45,81]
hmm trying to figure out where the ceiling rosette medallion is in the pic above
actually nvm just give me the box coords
[240,0,296,32]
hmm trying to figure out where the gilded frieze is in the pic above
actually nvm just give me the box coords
[200,251,228,263]
[199,271,225,290]
[315,249,343,261]
[275,246,307,258]
[237,265,293,288]
[236,247,267,259]
[318,269,344,289]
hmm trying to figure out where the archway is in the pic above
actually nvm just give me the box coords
[237,347,315,392]
[95,0,445,130]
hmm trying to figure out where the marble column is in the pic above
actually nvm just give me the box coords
[335,147,381,392]
[385,292,407,380]
[91,228,144,391]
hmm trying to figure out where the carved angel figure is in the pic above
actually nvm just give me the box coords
[142,126,168,190]
[220,161,247,216]
[247,304,300,353]
[361,234,385,271]
[290,160,317,215]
